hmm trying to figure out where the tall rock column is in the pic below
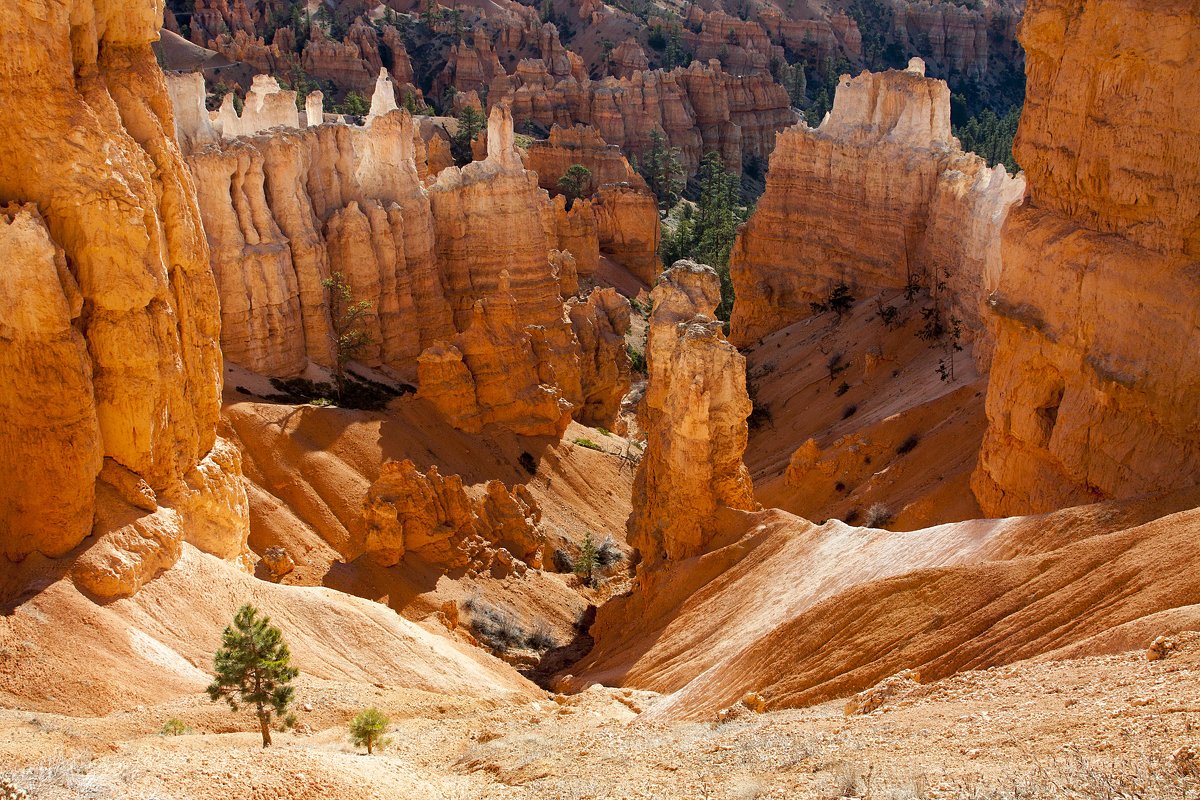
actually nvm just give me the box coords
[630,261,757,566]
[0,1,249,586]
[972,0,1200,515]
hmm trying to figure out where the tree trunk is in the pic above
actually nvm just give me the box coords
[367,737,373,755]
[259,713,272,748]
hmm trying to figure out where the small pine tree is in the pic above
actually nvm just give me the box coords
[321,271,374,397]
[557,164,592,210]
[207,604,298,748]
[574,532,598,587]
[638,129,685,213]
[349,708,391,755]
[338,91,370,119]
[450,105,486,165]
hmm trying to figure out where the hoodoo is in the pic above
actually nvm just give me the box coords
[729,58,1025,357]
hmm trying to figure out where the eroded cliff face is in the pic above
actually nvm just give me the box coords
[183,92,631,437]
[0,1,248,587]
[524,124,662,284]
[972,0,1200,515]
[630,261,757,566]
[729,60,1025,357]
[493,59,796,178]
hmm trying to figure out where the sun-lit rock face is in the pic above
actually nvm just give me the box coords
[0,1,247,578]
[973,0,1200,516]
[729,62,1025,356]
[187,100,624,437]
[187,110,455,380]
[631,261,757,566]
[360,459,545,571]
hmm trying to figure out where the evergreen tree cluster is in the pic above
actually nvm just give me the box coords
[953,105,1021,173]
[660,152,747,324]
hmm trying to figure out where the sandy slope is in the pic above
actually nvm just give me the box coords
[0,546,537,717]
[744,290,987,530]
[568,487,1200,720]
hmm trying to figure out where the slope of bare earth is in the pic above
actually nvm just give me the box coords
[743,289,986,531]
[0,545,537,718]
[2,631,1198,799]
[566,487,1200,722]
[221,378,639,652]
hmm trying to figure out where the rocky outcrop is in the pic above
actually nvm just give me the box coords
[631,261,757,565]
[729,60,1024,354]
[360,459,544,572]
[418,107,588,435]
[569,289,633,428]
[187,109,455,379]
[0,1,248,582]
[682,7,786,76]
[185,98,626,437]
[524,125,661,282]
[887,0,1024,79]
[972,0,1200,515]
[524,124,648,195]
[494,59,795,178]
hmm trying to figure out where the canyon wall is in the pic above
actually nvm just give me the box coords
[630,261,757,566]
[493,59,796,177]
[182,88,631,434]
[728,59,1024,357]
[0,1,248,589]
[972,0,1200,515]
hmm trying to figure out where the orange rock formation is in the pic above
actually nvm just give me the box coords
[630,261,757,566]
[973,0,1200,515]
[493,59,795,177]
[729,59,1025,356]
[0,0,248,588]
[524,124,662,283]
[361,459,544,572]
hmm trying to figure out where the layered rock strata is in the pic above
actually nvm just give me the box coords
[630,261,757,566]
[184,92,630,437]
[972,0,1200,515]
[493,59,795,177]
[729,60,1025,356]
[0,1,249,587]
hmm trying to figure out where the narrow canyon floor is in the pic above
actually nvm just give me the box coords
[3,634,1198,800]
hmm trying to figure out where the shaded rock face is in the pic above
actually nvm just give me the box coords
[631,261,757,566]
[568,289,633,429]
[360,459,544,572]
[524,124,662,283]
[729,61,1025,359]
[493,59,796,178]
[0,1,248,582]
[972,0,1200,516]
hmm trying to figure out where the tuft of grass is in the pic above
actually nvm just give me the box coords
[864,503,893,528]
[896,434,920,455]
[573,437,603,451]
[466,599,527,653]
